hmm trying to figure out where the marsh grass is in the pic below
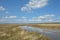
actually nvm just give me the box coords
[0,24,50,40]
[28,24,60,29]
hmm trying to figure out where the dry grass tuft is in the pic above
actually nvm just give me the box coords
[0,24,50,40]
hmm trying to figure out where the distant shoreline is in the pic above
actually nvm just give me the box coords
[0,23,60,29]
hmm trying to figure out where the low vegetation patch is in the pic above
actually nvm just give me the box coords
[0,24,50,40]
[28,24,60,29]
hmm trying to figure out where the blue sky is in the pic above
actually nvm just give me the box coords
[0,0,60,23]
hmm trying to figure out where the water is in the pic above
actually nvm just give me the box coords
[18,26,60,40]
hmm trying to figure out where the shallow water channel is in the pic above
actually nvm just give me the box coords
[18,26,60,40]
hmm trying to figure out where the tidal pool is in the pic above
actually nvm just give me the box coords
[18,26,60,40]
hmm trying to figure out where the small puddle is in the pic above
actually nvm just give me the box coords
[18,26,60,40]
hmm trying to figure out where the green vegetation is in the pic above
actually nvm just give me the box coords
[0,24,50,40]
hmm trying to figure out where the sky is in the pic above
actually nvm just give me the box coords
[0,0,60,23]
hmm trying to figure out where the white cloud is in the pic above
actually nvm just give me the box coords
[29,17,41,22]
[48,19,53,22]
[0,16,17,23]
[21,16,26,19]
[21,7,31,12]
[0,6,5,11]
[21,0,48,12]
[3,16,17,18]
[14,14,55,23]
[38,14,55,19]
[0,6,9,14]
[0,14,58,23]
[27,14,55,23]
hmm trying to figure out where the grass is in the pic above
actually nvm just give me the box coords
[0,24,50,40]
[28,24,60,29]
